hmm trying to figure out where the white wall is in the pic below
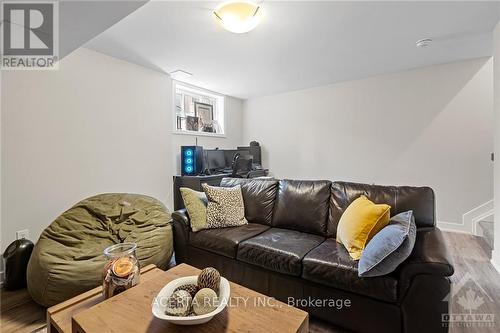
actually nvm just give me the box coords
[243,58,494,231]
[0,48,243,251]
[493,21,500,271]
[1,47,494,253]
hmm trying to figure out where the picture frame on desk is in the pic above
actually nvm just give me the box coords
[176,116,185,130]
[185,116,199,131]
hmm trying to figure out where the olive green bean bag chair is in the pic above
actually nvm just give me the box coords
[27,193,173,307]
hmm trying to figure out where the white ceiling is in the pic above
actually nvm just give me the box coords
[85,1,500,99]
[0,0,147,59]
[59,1,148,59]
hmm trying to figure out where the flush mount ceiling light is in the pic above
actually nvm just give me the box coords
[416,38,433,48]
[213,1,263,34]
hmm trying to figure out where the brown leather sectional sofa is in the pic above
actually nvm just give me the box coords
[172,178,454,333]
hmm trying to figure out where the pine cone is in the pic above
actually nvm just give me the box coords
[174,284,199,298]
[197,267,221,293]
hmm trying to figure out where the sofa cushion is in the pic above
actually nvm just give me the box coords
[359,211,417,277]
[180,187,208,232]
[189,223,269,258]
[336,195,391,260]
[328,182,435,236]
[302,239,398,303]
[273,180,331,236]
[202,184,248,228]
[237,228,325,276]
[220,178,278,225]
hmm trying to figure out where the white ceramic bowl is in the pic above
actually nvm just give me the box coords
[152,275,230,325]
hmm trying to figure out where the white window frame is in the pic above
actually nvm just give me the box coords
[172,81,226,138]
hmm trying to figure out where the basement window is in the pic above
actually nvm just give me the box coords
[173,82,225,137]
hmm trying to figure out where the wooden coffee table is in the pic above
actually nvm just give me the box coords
[47,263,308,333]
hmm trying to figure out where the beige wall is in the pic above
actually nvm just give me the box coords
[493,21,500,271]
[243,58,494,231]
[0,48,243,251]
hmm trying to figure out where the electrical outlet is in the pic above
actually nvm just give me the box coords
[16,229,30,240]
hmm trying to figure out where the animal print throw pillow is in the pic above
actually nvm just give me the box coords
[202,184,248,228]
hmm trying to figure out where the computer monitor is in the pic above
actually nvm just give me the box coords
[205,149,226,170]
[237,146,261,165]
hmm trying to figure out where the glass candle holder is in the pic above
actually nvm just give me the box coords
[102,243,140,299]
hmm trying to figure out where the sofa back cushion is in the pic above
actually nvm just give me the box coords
[328,181,435,237]
[273,180,332,236]
[220,178,278,225]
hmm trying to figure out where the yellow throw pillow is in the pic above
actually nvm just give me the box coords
[336,195,391,260]
[180,188,208,232]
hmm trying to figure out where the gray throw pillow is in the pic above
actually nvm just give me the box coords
[358,210,416,277]
[202,183,248,228]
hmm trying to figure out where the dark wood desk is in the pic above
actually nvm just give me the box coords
[173,170,269,210]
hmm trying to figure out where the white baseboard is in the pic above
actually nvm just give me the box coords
[437,201,494,235]
[472,211,494,236]
[437,221,471,234]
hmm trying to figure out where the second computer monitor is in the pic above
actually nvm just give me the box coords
[205,150,226,170]
[237,145,261,165]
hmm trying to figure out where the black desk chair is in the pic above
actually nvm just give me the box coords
[231,154,253,178]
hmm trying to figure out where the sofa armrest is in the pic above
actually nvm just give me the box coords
[172,209,189,225]
[398,227,454,296]
[171,209,190,264]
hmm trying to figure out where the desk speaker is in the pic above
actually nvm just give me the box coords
[181,146,204,175]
